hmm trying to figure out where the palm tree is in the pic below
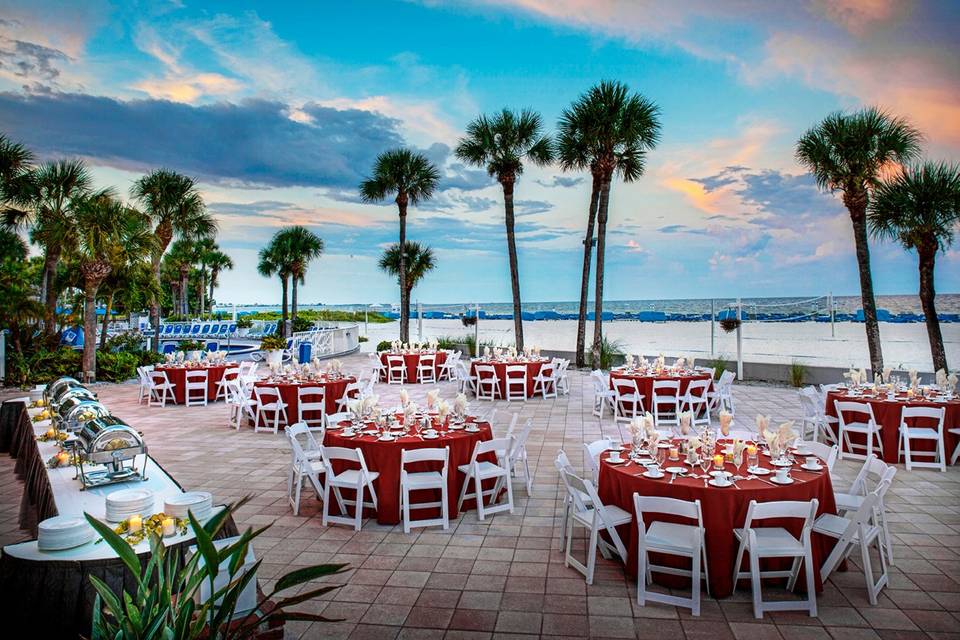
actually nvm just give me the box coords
[0,134,34,217]
[163,239,197,316]
[130,170,216,343]
[455,109,554,350]
[67,191,152,381]
[378,242,436,310]
[258,232,291,337]
[796,107,922,374]
[274,226,324,328]
[205,247,234,311]
[868,161,960,372]
[193,237,234,316]
[359,149,439,343]
[567,82,660,368]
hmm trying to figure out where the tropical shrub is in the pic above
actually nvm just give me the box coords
[179,339,206,351]
[235,316,253,329]
[376,340,393,352]
[706,354,731,379]
[95,351,139,382]
[790,360,807,387]
[260,334,287,351]
[291,316,313,333]
[588,336,625,370]
[5,345,81,388]
[358,336,368,343]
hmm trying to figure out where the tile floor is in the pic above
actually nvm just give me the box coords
[2,354,958,639]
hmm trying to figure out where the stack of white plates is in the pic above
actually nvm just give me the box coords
[38,515,95,551]
[164,492,213,522]
[105,488,155,522]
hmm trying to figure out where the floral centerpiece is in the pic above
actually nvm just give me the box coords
[108,512,188,546]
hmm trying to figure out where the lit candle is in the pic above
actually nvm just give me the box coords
[669,446,679,460]
[713,454,725,469]
[45,428,56,439]
[128,515,142,533]
[746,445,758,456]
[162,517,176,537]
[56,451,70,465]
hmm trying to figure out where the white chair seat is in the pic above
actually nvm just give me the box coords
[457,460,506,480]
[645,521,701,553]
[834,492,864,512]
[403,470,444,488]
[303,458,325,474]
[902,427,939,439]
[331,469,380,485]
[813,513,880,543]
[733,527,805,556]
[573,504,632,528]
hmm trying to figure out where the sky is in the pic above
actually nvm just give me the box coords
[1,0,958,307]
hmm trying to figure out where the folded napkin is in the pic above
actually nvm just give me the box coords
[484,346,492,358]
[362,394,379,412]
[454,393,468,414]
[679,411,692,435]
[756,414,770,434]
[643,411,656,436]
[403,402,417,419]
[689,354,697,370]
[948,372,958,393]
[936,368,947,387]
[438,400,450,421]
[399,388,409,407]
[426,389,439,409]
[777,420,797,448]
[719,410,733,436]
[624,354,634,369]
[348,399,363,418]
[909,369,918,386]
[675,357,686,369]
[629,415,642,436]
[687,436,702,451]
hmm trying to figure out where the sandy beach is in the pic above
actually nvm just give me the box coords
[359,318,960,371]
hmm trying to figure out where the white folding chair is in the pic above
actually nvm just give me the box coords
[798,387,826,443]
[798,440,839,473]
[297,386,326,428]
[399,446,450,533]
[474,364,500,401]
[253,386,288,434]
[652,380,681,429]
[732,499,819,619]
[951,427,960,465]
[321,446,379,531]
[834,400,884,461]
[136,365,154,404]
[532,363,558,399]
[184,370,209,407]
[334,381,360,413]
[633,495,709,616]
[387,355,406,384]
[368,352,387,381]
[284,422,325,515]
[504,364,528,401]
[814,485,890,605]
[814,385,840,444]
[416,353,437,384]
[591,370,616,420]
[225,378,256,430]
[214,367,240,402]
[457,437,514,520]
[237,361,259,386]
[681,378,712,428]
[147,370,176,407]
[612,378,644,423]
[897,405,946,471]
[508,419,534,496]
[583,438,616,483]
[437,351,459,381]
[559,468,630,585]
[834,455,897,565]
[554,450,585,542]
[324,411,353,428]
[708,370,736,414]
[555,358,570,395]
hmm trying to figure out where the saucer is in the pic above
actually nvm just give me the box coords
[448,424,465,430]
[422,434,439,440]
[642,471,665,479]
[708,479,733,488]
[770,476,795,485]
[709,470,732,478]
[378,435,395,442]
[801,463,824,471]
[770,459,794,467]
[747,466,771,475]
[465,426,480,433]
[664,466,686,475]
[606,458,626,465]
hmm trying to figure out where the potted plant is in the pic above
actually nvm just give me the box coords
[179,339,206,361]
[260,333,287,367]
[235,316,253,337]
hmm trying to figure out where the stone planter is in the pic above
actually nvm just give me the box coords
[265,350,283,367]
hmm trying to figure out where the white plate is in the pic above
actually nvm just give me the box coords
[664,466,686,475]
[770,476,795,485]
[422,434,439,440]
[657,443,672,449]
[747,466,771,476]
[106,488,154,505]
[708,479,733,488]
[378,435,395,442]
[642,471,665,479]
[801,463,824,471]
[605,458,626,465]
[465,427,480,433]
[709,470,732,478]
[608,446,625,452]
[770,459,793,467]
[448,424,464,430]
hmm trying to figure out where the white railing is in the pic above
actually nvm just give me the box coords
[291,323,360,359]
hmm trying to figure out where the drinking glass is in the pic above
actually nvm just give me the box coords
[699,454,711,476]
[747,449,759,471]
[734,449,744,475]
[656,447,667,470]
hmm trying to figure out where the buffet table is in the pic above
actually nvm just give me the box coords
[324,417,494,524]
[825,389,960,464]
[0,399,238,638]
[597,442,837,598]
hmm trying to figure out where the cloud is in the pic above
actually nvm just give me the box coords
[0,91,407,189]
[515,199,554,216]
[536,175,585,188]
[0,35,69,85]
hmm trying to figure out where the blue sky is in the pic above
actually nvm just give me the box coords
[1,0,958,305]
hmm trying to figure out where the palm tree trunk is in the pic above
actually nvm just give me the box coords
[99,292,113,349]
[918,244,947,372]
[844,190,884,374]
[82,283,98,382]
[591,177,613,369]
[398,196,409,344]
[291,274,299,328]
[502,178,524,351]
[209,270,217,307]
[150,222,173,352]
[180,268,189,317]
[42,247,61,338]
[199,269,206,317]
[576,173,601,368]
[281,274,290,337]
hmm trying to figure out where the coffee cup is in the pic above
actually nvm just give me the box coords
[805,456,820,468]
[775,467,790,482]
[608,450,622,463]
[713,473,731,487]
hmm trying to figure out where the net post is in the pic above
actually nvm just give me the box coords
[710,299,715,356]
[829,292,835,338]
[736,298,743,381]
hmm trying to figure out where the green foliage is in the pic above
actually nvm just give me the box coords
[5,344,81,388]
[291,316,313,333]
[706,354,731,379]
[359,148,440,205]
[104,331,147,353]
[358,336,368,343]
[86,498,347,640]
[260,334,287,351]
[235,316,253,329]
[95,351,139,382]
[376,340,393,352]
[433,335,468,350]
[789,360,807,388]
[178,339,205,351]
[588,336,625,370]
[244,309,391,324]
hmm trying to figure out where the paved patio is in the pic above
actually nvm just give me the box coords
[2,353,959,640]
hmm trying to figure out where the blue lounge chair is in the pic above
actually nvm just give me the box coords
[200,323,211,336]
[190,324,202,336]
[228,323,237,335]
[172,325,183,336]
[217,323,230,336]
[162,324,174,336]
[205,341,218,352]
[162,342,177,354]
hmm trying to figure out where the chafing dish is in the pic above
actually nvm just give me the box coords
[56,398,111,432]
[73,416,148,489]
[50,387,97,420]
[45,377,84,405]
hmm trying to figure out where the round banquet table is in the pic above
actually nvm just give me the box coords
[156,363,238,404]
[254,376,356,427]
[826,389,960,464]
[609,369,713,411]
[470,359,545,398]
[379,351,449,383]
[324,417,493,525]
[597,442,838,598]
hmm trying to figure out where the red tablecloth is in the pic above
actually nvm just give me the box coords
[826,390,959,464]
[470,360,545,398]
[323,417,493,524]
[380,351,449,383]
[597,442,837,598]
[254,377,355,426]
[609,370,713,412]
[156,364,238,404]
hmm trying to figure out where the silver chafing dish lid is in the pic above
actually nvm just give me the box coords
[59,399,111,425]
[78,416,143,452]
[51,387,97,415]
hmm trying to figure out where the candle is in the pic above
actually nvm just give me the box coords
[128,515,142,533]
[56,451,70,465]
[162,517,176,537]
[669,446,679,460]
[45,428,56,439]
[713,454,725,469]
[746,445,758,456]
